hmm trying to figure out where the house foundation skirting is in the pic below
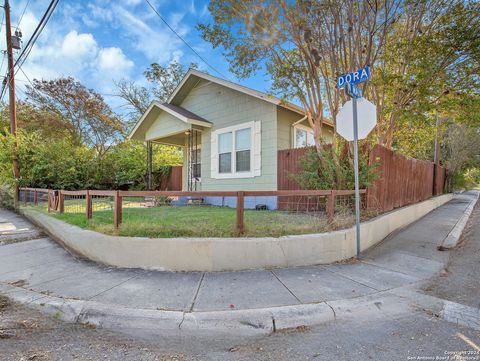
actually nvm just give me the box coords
[171,196,278,210]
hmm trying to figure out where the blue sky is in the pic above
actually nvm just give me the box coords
[0,0,271,114]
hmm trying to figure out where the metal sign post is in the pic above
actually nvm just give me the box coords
[336,66,375,259]
[351,95,361,258]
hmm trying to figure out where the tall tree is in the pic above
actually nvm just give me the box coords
[198,0,479,150]
[198,0,398,151]
[0,101,67,140]
[114,80,151,121]
[372,0,480,147]
[25,78,124,156]
[115,60,197,127]
[144,60,198,103]
[442,122,480,190]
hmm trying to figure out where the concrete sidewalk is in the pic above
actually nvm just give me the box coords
[0,191,477,333]
[0,208,43,244]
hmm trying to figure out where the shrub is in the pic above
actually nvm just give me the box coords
[291,143,378,190]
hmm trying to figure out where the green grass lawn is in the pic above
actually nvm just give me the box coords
[31,201,356,238]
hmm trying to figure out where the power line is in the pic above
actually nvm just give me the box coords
[16,0,30,30]
[17,63,33,87]
[1,74,27,83]
[0,0,58,100]
[0,51,5,75]
[144,0,226,79]
[15,0,59,73]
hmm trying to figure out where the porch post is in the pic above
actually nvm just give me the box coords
[147,141,153,190]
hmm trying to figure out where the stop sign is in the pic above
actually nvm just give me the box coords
[336,98,377,141]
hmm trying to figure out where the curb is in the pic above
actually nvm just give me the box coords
[389,285,480,331]
[0,281,411,335]
[439,191,479,250]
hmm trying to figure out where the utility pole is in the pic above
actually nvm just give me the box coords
[433,112,441,195]
[4,0,20,209]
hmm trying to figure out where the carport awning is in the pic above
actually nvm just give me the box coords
[128,101,211,142]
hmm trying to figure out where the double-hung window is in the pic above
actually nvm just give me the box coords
[218,132,233,173]
[218,127,251,174]
[212,121,260,179]
[235,128,251,172]
[294,125,315,148]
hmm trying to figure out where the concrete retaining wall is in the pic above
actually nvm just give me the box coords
[21,194,453,272]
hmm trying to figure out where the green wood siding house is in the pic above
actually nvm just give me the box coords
[129,70,333,208]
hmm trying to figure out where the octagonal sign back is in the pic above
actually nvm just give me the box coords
[336,98,377,141]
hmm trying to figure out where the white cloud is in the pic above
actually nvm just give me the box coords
[200,4,210,18]
[98,47,134,75]
[121,0,143,6]
[17,12,38,41]
[17,28,135,97]
[87,3,114,23]
[0,0,213,115]
[111,5,185,63]
[169,12,189,37]
[61,31,98,59]
[190,0,196,15]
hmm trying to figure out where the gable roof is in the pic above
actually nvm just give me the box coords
[168,69,305,115]
[128,69,328,141]
[128,101,211,141]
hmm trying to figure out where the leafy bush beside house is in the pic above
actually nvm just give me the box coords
[291,144,378,191]
[0,128,181,191]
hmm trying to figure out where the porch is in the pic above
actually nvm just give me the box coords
[130,101,210,193]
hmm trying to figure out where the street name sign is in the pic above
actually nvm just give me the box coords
[337,66,370,89]
[346,82,362,99]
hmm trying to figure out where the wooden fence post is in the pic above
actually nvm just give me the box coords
[34,189,38,206]
[23,189,28,206]
[47,190,52,213]
[236,191,245,235]
[86,190,92,220]
[58,191,65,213]
[327,190,335,224]
[114,191,122,228]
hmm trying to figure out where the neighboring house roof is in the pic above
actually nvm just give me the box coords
[129,101,211,141]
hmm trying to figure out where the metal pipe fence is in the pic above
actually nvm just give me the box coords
[19,188,367,237]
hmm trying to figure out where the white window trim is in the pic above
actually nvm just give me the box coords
[211,121,260,179]
[293,124,315,148]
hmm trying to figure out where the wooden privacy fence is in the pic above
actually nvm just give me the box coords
[366,145,446,212]
[278,147,310,191]
[157,165,182,191]
[19,187,362,235]
[277,144,447,213]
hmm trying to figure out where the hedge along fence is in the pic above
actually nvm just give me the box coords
[19,188,365,236]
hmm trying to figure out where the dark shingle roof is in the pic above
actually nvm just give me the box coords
[161,103,211,123]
